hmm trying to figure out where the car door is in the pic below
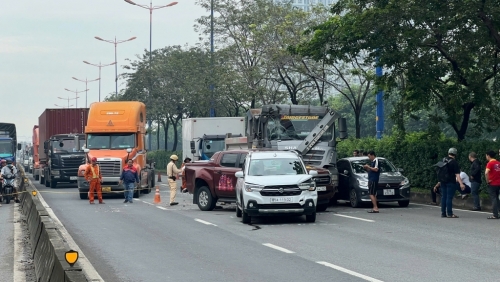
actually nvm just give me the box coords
[337,160,351,200]
[213,153,240,198]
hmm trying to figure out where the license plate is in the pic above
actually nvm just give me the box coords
[316,186,326,191]
[102,187,111,192]
[383,189,395,196]
[70,176,77,180]
[270,197,293,203]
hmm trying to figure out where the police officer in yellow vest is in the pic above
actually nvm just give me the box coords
[167,155,181,206]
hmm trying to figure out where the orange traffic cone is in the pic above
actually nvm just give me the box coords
[157,172,162,182]
[153,186,161,204]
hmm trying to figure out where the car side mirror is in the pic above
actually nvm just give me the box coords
[343,170,349,175]
[308,170,318,176]
[397,168,404,173]
[235,171,244,178]
[127,148,132,153]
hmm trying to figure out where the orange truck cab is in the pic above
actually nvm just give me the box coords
[77,102,156,200]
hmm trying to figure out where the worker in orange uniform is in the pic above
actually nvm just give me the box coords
[167,155,181,206]
[84,157,105,204]
[181,157,191,193]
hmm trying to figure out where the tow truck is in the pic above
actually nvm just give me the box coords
[225,104,347,210]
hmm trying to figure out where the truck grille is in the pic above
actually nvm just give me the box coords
[260,185,302,196]
[313,175,331,185]
[61,157,86,167]
[97,160,121,177]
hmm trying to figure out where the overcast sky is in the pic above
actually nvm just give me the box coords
[0,0,205,143]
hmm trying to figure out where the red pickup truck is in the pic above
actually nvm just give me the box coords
[184,150,335,211]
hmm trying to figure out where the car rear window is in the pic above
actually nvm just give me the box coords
[220,153,238,167]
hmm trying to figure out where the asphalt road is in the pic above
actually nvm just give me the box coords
[28,175,500,282]
[0,201,14,281]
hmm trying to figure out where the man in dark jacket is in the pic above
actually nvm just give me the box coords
[469,152,482,211]
[119,159,139,204]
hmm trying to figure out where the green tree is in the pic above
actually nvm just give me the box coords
[300,0,500,140]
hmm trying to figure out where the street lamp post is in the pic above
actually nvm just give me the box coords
[83,61,117,102]
[58,96,79,108]
[72,77,100,108]
[64,88,88,108]
[124,0,178,150]
[94,36,137,98]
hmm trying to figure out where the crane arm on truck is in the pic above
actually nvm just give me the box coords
[295,108,346,156]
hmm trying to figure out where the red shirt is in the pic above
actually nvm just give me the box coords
[486,159,500,186]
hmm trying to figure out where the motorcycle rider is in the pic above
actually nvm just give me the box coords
[0,159,19,204]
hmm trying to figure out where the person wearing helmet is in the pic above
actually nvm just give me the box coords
[434,148,465,218]
[167,155,181,206]
[84,157,104,204]
[0,159,19,204]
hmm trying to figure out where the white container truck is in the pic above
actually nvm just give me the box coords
[182,117,245,161]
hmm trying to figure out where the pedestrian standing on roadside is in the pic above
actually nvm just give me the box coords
[119,159,139,204]
[469,152,482,211]
[485,151,500,219]
[363,150,380,213]
[181,157,191,193]
[435,148,464,218]
[167,155,181,206]
[84,157,104,204]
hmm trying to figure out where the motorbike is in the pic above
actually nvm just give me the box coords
[2,175,16,204]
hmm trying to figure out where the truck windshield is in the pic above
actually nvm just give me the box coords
[248,158,306,176]
[267,116,333,141]
[201,139,225,159]
[51,139,83,153]
[87,133,135,149]
[0,140,13,157]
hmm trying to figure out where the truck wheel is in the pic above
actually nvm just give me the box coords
[236,205,242,218]
[50,180,57,188]
[79,190,88,200]
[316,204,328,212]
[306,212,316,223]
[197,186,215,211]
[349,188,362,208]
[242,210,251,224]
[133,186,140,198]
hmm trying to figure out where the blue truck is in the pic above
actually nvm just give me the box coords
[0,123,22,165]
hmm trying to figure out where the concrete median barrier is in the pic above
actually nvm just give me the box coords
[17,166,87,282]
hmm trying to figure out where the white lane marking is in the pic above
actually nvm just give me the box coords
[194,219,217,226]
[333,214,375,222]
[13,203,26,282]
[317,261,384,282]
[412,203,490,214]
[262,243,295,254]
[32,180,104,281]
[157,206,168,210]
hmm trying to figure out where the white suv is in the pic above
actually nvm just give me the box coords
[235,150,318,223]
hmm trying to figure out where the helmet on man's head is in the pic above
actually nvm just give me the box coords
[448,148,458,155]
[170,155,179,161]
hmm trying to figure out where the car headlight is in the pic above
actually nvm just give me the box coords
[244,183,264,192]
[400,177,410,186]
[358,179,368,188]
[299,181,316,191]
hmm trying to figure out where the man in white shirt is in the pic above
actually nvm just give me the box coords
[457,171,472,199]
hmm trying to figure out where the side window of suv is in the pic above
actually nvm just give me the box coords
[220,153,238,167]
[238,153,247,169]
